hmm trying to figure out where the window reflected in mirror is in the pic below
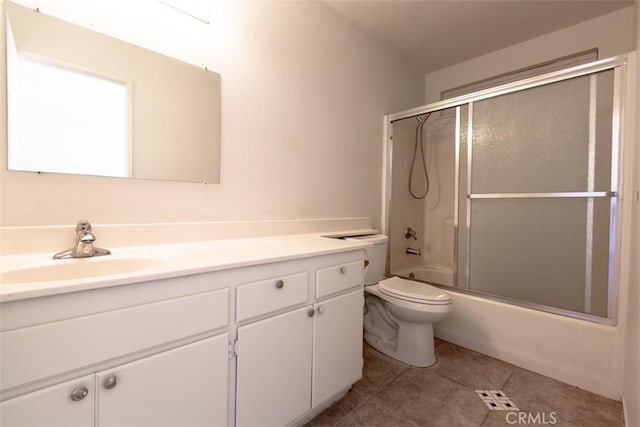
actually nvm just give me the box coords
[5,1,221,183]
[8,54,130,177]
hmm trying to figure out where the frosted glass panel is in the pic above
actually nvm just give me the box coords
[387,61,620,322]
[472,71,613,194]
[468,198,611,315]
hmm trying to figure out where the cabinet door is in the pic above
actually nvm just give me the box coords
[236,306,313,427]
[312,289,364,407]
[96,334,229,427]
[0,375,94,427]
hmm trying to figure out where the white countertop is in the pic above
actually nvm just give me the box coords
[0,232,374,302]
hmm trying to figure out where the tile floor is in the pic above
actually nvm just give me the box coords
[305,339,624,427]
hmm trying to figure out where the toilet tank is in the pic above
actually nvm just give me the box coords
[344,234,388,285]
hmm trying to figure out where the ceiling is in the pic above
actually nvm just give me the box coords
[324,0,634,74]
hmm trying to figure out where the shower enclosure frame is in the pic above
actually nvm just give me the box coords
[383,54,627,325]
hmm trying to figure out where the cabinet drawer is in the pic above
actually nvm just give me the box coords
[316,260,363,299]
[236,273,308,322]
[1,289,229,391]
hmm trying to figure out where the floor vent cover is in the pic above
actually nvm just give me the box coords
[475,390,519,411]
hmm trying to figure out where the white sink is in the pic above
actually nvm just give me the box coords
[0,257,167,284]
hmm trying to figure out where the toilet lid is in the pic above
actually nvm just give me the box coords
[379,277,451,304]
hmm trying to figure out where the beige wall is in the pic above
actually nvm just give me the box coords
[424,6,635,104]
[0,0,425,227]
[623,2,640,425]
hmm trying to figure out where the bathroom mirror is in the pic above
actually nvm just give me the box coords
[5,2,221,183]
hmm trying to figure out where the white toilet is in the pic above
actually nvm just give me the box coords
[345,234,452,367]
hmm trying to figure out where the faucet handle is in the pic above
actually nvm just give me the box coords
[404,227,418,240]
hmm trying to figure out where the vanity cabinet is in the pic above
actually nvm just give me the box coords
[1,285,230,427]
[96,334,229,427]
[312,289,363,408]
[1,241,365,427]
[0,375,95,427]
[235,257,364,427]
[235,307,314,427]
[0,335,229,427]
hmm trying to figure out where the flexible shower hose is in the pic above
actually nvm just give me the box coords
[409,113,431,199]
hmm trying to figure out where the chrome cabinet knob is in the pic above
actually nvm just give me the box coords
[275,280,284,289]
[103,375,119,390]
[317,306,325,314]
[70,386,89,401]
[307,309,315,317]
[339,266,346,274]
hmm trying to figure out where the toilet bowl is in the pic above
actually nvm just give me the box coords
[344,234,452,367]
[364,277,451,367]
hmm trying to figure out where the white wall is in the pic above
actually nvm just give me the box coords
[623,2,640,425]
[427,5,636,400]
[424,6,635,104]
[0,0,425,228]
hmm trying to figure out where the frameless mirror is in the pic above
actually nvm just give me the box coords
[5,2,221,183]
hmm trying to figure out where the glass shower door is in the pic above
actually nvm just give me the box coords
[461,70,616,317]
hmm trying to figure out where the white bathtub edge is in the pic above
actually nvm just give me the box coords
[434,291,624,400]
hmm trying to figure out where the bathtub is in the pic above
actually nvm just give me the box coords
[392,264,624,400]
[394,265,454,287]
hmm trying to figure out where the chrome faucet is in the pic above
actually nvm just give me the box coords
[53,220,111,259]
[404,227,418,240]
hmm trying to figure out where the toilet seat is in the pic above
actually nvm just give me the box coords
[379,277,452,305]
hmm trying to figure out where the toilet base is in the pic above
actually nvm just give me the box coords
[364,322,436,367]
